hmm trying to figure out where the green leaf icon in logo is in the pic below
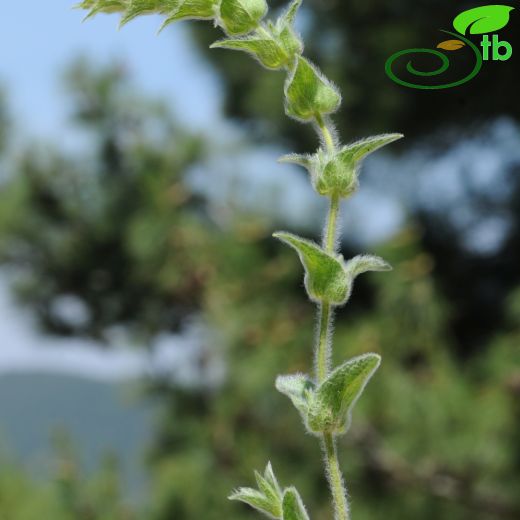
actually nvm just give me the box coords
[453,5,514,35]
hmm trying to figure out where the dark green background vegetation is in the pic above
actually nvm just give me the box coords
[0,1,519,518]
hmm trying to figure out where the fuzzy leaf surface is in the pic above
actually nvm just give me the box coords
[160,0,217,29]
[229,487,280,518]
[211,36,286,69]
[344,255,392,278]
[273,232,348,304]
[275,373,315,420]
[219,0,268,35]
[282,488,310,520]
[308,353,381,433]
[338,134,403,164]
[284,57,341,121]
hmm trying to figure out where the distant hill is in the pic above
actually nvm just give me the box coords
[0,372,155,499]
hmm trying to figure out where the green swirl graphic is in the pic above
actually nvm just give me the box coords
[385,30,483,90]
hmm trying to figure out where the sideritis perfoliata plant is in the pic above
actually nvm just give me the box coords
[75,1,403,518]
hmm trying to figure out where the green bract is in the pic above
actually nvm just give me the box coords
[308,354,381,434]
[229,462,283,518]
[277,354,381,435]
[275,373,315,421]
[284,57,341,122]
[280,133,403,197]
[273,232,349,305]
[219,0,268,35]
[229,464,310,520]
[160,0,218,30]
[282,488,310,520]
[213,0,303,66]
[273,232,391,306]
[211,1,304,71]
[119,0,165,26]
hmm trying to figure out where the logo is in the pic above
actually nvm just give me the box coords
[385,5,514,89]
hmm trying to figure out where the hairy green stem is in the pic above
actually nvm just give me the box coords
[323,433,350,520]
[315,116,350,520]
[315,302,332,382]
[325,194,340,252]
[315,113,335,154]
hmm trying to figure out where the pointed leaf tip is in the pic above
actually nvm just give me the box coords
[340,133,403,164]
[273,232,349,305]
[284,57,341,122]
[276,373,315,422]
[345,255,392,278]
[308,353,381,434]
[282,487,310,520]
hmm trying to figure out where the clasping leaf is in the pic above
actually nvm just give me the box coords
[284,57,341,122]
[273,232,349,305]
[230,463,310,519]
[218,0,268,35]
[307,353,381,434]
[160,0,219,31]
[273,232,391,306]
[211,0,303,69]
[280,133,403,198]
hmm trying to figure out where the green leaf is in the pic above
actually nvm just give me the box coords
[263,462,283,499]
[282,488,310,520]
[344,255,392,278]
[273,232,349,305]
[229,463,283,518]
[219,0,268,35]
[308,353,381,434]
[278,153,313,169]
[160,0,217,30]
[453,5,514,35]
[281,0,302,27]
[211,36,287,69]
[229,487,281,518]
[120,0,169,26]
[284,57,341,122]
[275,374,315,420]
[338,134,403,165]
[77,0,127,19]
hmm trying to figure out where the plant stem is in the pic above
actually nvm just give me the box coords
[323,433,349,520]
[315,113,335,154]
[315,302,332,382]
[315,117,350,520]
[325,193,340,252]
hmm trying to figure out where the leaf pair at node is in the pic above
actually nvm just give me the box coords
[211,0,303,70]
[276,353,381,435]
[273,232,391,306]
[229,462,309,520]
[281,133,403,198]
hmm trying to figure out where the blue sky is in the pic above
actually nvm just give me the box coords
[0,0,222,137]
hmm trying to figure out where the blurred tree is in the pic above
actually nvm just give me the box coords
[0,59,211,343]
[0,60,518,520]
